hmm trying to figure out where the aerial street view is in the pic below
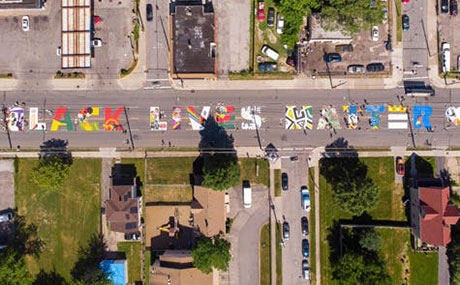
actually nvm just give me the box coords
[2,0,460,284]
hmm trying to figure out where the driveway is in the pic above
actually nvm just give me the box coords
[0,160,15,211]
[226,184,269,285]
[280,154,310,285]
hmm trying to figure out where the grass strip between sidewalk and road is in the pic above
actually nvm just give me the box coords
[274,169,281,197]
[308,167,316,284]
[276,223,282,285]
[395,0,402,42]
[260,223,271,285]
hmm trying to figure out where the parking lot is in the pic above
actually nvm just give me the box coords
[438,0,460,73]
[301,21,391,76]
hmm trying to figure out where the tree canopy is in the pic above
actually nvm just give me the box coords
[448,223,460,284]
[191,236,231,274]
[202,154,240,191]
[0,248,32,285]
[30,156,71,190]
[358,228,382,252]
[333,252,391,285]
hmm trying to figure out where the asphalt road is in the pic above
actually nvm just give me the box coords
[2,88,460,150]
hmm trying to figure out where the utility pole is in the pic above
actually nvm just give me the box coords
[123,106,135,150]
[252,108,262,150]
[397,95,416,148]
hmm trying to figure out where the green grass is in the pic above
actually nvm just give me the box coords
[249,0,255,72]
[15,158,101,280]
[0,73,13,78]
[145,185,193,203]
[319,157,406,284]
[147,157,196,184]
[144,250,151,283]
[274,169,281,197]
[395,0,402,42]
[308,167,316,285]
[117,242,142,283]
[275,223,282,285]
[409,250,438,285]
[240,158,270,187]
[228,71,294,80]
[260,223,271,285]
[377,228,411,284]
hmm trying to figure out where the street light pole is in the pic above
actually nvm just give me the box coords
[123,106,135,151]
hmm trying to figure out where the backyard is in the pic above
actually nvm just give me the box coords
[15,158,102,280]
[117,242,142,284]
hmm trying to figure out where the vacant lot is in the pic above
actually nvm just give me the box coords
[240,158,270,187]
[117,242,142,284]
[378,228,410,284]
[147,157,196,184]
[15,158,101,280]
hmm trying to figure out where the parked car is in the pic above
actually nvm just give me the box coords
[396,156,405,176]
[347,64,365,74]
[335,44,353,53]
[290,155,299,162]
[286,56,296,67]
[267,7,275,26]
[146,4,153,21]
[283,222,290,240]
[92,39,103,47]
[258,62,277,72]
[281,172,288,191]
[402,14,410,31]
[22,16,29,32]
[258,2,265,21]
[324,53,342,63]
[457,55,460,71]
[56,46,61,56]
[301,186,311,212]
[451,0,458,16]
[442,0,449,13]
[243,180,252,209]
[302,239,309,258]
[302,260,310,280]
[276,13,284,34]
[301,216,309,236]
[442,42,451,73]
[124,232,140,240]
[366,63,385,72]
[372,26,379,41]
[261,45,279,61]
[0,211,13,223]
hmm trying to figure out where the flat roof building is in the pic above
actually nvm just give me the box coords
[0,0,43,10]
[170,1,216,79]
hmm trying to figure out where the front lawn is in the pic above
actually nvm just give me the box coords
[117,242,142,283]
[240,158,270,187]
[15,158,101,280]
[409,250,438,285]
[147,157,196,184]
[260,223,271,285]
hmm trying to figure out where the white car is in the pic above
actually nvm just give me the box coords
[372,26,379,41]
[92,39,103,47]
[0,212,13,222]
[261,45,279,61]
[22,16,30,32]
[56,46,61,56]
[276,14,284,34]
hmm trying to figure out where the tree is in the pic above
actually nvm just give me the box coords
[358,228,382,252]
[319,0,384,35]
[448,223,460,284]
[71,234,110,284]
[333,252,391,285]
[0,248,33,285]
[30,156,70,190]
[334,178,378,216]
[191,236,231,274]
[202,154,240,191]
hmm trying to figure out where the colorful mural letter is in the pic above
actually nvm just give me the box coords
[285,105,313,130]
[317,105,341,130]
[7,107,24,132]
[78,107,100,131]
[29,107,46,131]
[187,106,210,130]
[342,105,361,129]
[387,105,408,129]
[172,107,182,130]
[365,105,385,130]
[241,106,262,130]
[446,107,460,126]
[150,107,167,131]
[413,105,433,130]
[215,105,235,129]
[51,107,73,131]
[104,107,124,131]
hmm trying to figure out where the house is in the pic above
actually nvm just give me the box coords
[410,182,460,247]
[105,177,142,234]
[170,0,216,79]
[150,250,217,285]
[100,259,128,285]
[191,186,226,237]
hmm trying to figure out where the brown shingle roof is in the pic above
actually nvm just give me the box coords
[105,178,140,233]
[193,186,226,237]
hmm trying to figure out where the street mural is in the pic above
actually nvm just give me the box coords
[446,107,460,126]
[285,105,313,130]
[2,104,441,133]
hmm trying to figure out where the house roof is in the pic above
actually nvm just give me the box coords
[419,187,460,246]
[193,186,226,237]
[105,178,140,233]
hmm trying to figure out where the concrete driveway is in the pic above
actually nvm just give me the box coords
[0,160,15,211]
[225,184,269,285]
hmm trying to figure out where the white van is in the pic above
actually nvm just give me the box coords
[261,45,279,61]
[243,181,252,209]
[442,42,450,73]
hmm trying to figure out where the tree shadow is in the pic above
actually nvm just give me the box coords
[9,211,45,258]
[39,138,73,165]
[70,233,108,283]
[111,163,142,196]
[33,269,66,285]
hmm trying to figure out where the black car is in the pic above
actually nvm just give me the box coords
[281,172,288,191]
[451,0,458,16]
[301,216,309,236]
[267,7,275,26]
[442,0,449,13]
[402,14,410,31]
[283,222,290,240]
[324,53,342,63]
[258,62,277,72]
[302,239,309,258]
[366,63,384,72]
[146,4,153,21]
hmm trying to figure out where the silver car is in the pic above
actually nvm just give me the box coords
[347,65,365,74]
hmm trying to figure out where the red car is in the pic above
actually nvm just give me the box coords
[402,0,410,3]
[258,2,265,21]
[396,156,405,176]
